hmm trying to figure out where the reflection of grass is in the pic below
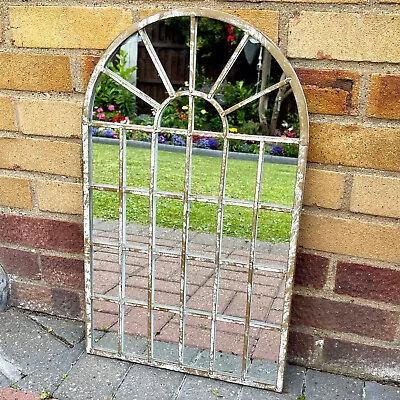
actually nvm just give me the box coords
[92,143,296,242]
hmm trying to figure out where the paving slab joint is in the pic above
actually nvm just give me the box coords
[110,363,132,399]
[298,368,307,400]
[31,318,76,348]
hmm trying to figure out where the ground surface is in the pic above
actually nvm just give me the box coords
[0,308,400,399]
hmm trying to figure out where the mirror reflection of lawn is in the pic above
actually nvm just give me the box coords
[92,143,295,242]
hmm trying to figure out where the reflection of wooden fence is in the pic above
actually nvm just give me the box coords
[137,22,189,109]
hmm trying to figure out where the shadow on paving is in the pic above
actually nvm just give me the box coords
[0,308,399,399]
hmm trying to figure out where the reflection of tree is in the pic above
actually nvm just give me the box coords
[269,73,293,135]
[95,51,136,118]
[165,17,245,80]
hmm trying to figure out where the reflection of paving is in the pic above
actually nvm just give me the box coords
[91,219,288,374]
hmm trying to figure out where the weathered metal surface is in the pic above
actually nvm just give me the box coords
[82,8,309,393]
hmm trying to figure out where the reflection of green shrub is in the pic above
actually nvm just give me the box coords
[94,50,136,118]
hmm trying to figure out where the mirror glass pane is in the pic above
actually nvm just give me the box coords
[87,12,305,390]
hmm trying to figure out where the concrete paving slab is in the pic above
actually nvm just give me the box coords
[17,343,85,394]
[0,372,10,388]
[365,381,400,399]
[177,375,241,399]
[29,315,84,346]
[241,365,305,399]
[0,308,84,393]
[305,369,363,399]
[114,363,184,399]
[53,353,129,400]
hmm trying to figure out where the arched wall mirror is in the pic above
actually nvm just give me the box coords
[82,8,309,392]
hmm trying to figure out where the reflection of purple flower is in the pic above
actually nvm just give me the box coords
[196,138,208,148]
[194,137,219,150]
[101,128,117,138]
[172,135,186,146]
[206,138,219,149]
[272,145,284,156]
[158,135,167,144]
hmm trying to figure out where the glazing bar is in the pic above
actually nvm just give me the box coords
[188,16,198,92]
[147,126,159,361]
[90,184,119,193]
[208,33,249,98]
[87,119,154,133]
[209,134,229,374]
[241,140,265,380]
[224,78,291,116]
[179,101,194,367]
[117,128,127,355]
[103,68,160,109]
[139,29,176,97]
[179,15,197,367]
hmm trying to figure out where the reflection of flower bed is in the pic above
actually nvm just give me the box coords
[91,105,299,157]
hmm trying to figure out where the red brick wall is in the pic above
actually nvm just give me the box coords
[0,1,399,382]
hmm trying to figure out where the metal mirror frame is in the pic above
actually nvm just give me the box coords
[82,8,309,392]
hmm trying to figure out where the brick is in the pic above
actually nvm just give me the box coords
[350,175,400,218]
[0,96,17,131]
[295,252,330,288]
[291,295,398,341]
[288,12,400,63]
[9,6,132,49]
[10,280,83,318]
[81,55,100,91]
[138,9,165,19]
[287,330,315,362]
[0,176,32,209]
[335,262,400,304]
[138,9,279,42]
[296,69,360,116]
[299,213,400,263]
[17,99,82,138]
[0,214,83,253]
[41,255,84,290]
[0,53,72,92]
[37,181,83,215]
[367,74,400,119]
[308,123,400,172]
[227,10,278,43]
[0,137,81,177]
[323,338,400,381]
[0,246,40,279]
[303,168,345,209]
[0,388,41,400]
[303,87,348,115]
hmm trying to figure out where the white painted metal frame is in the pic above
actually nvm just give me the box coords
[82,8,309,392]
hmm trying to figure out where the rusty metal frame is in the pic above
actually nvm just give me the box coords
[82,8,309,393]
